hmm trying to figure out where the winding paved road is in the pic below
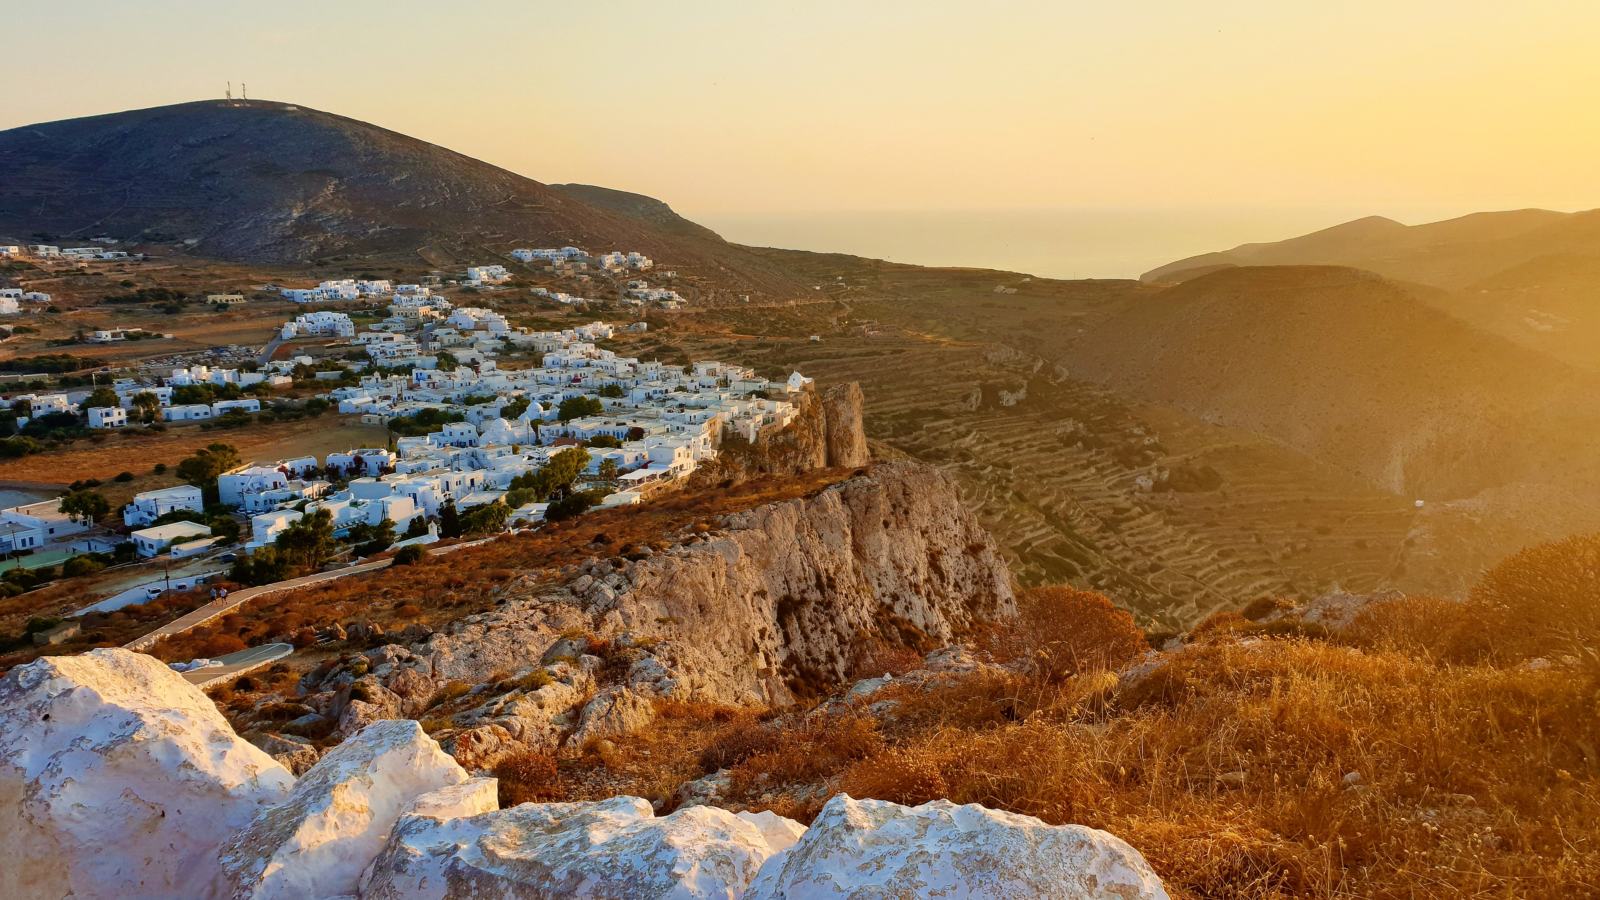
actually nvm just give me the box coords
[124,535,499,651]
[125,559,392,651]
[257,332,287,366]
[180,642,294,687]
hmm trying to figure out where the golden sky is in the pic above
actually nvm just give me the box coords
[7,1,1599,220]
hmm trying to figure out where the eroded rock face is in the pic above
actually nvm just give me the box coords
[215,719,468,900]
[304,462,1013,743]
[821,381,870,468]
[249,732,324,776]
[618,462,1015,705]
[360,795,802,899]
[747,795,1169,900]
[0,649,295,900]
[569,685,658,747]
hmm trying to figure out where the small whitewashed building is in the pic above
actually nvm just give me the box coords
[248,509,302,548]
[162,404,214,422]
[211,398,261,416]
[0,500,90,554]
[86,406,129,429]
[132,520,213,558]
[123,485,205,528]
[218,466,290,510]
[325,448,395,478]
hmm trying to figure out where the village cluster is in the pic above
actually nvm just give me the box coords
[3,323,809,563]
[0,286,52,315]
[1,240,137,314]
[1,244,815,587]
[277,247,683,310]
[0,243,131,262]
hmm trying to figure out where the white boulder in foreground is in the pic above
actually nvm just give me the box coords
[746,795,1169,900]
[360,794,803,899]
[216,719,470,899]
[0,649,1171,899]
[0,649,294,900]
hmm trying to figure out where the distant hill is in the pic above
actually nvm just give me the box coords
[1064,265,1600,502]
[548,184,726,243]
[1142,208,1600,290]
[0,100,801,296]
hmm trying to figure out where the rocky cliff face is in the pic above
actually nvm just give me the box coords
[0,650,1168,899]
[284,461,1012,768]
[820,380,870,469]
[691,382,871,487]
[617,458,1009,703]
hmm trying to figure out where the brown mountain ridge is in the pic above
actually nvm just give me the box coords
[0,99,803,298]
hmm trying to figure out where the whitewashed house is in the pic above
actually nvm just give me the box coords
[248,509,302,549]
[123,485,205,528]
[218,466,290,510]
[86,406,129,429]
[0,499,90,554]
[131,521,213,558]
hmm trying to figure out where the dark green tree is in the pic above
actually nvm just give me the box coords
[83,386,120,410]
[274,509,336,573]
[58,490,110,524]
[460,502,509,535]
[501,396,531,419]
[176,443,241,501]
[557,396,604,422]
[439,501,463,539]
[131,391,162,423]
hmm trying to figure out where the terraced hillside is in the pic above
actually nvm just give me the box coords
[619,299,1414,628]
[611,250,1596,626]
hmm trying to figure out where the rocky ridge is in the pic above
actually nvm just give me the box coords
[277,461,1012,772]
[0,650,1169,899]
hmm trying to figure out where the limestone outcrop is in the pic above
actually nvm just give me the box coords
[360,795,801,899]
[0,649,294,899]
[821,380,869,468]
[215,719,470,899]
[0,650,1169,898]
[690,381,871,485]
[746,795,1170,900]
[615,461,1013,706]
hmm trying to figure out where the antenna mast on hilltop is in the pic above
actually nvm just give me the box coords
[226,82,232,100]
[242,83,248,101]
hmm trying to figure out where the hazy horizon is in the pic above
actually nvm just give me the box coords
[700,203,1597,280]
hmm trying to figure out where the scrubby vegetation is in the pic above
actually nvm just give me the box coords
[146,467,847,664]
[505,539,1600,899]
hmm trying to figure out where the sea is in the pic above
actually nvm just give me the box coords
[700,206,1405,281]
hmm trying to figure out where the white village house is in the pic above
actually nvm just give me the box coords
[123,485,206,528]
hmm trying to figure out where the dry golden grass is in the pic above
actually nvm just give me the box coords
[986,584,1150,679]
[0,417,389,483]
[493,750,565,806]
[850,640,1596,897]
[648,551,1600,898]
